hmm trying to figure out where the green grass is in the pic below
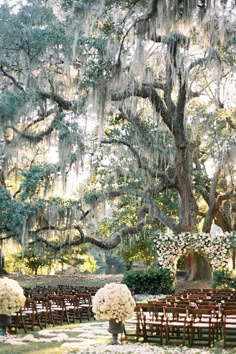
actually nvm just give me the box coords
[0,342,67,354]
[11,274,123,289]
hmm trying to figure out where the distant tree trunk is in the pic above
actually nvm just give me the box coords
[0,249,4,273]
[184,251,212,281]
[232,248,236,270]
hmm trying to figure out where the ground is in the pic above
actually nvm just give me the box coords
[175,276,211,293]
[9,273,212,293]
[1,274,231,354]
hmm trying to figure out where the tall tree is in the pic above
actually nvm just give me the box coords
[69,0,236,279]
[0,0,235,279]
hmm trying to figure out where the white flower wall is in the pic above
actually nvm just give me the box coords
[154,231,236,272]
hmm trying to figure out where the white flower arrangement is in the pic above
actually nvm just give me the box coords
[92,283,136,323]
[0,277,26,315]
[154,231,236,272]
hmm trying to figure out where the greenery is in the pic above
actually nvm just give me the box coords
[122,269,175,295]
[212,269,236,289]
[0,0,235,284]
[4,242,97,275]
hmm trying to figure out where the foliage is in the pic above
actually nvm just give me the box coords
[0,0,235,284]
[5,254,27,275]
[212,269,236,289]
[4,240,96,275]
[77,254,97,273]
[20,164,58,200]
[51,244,95,274]
[118,232,156,270]
[23,249,51,275]
[0,185,46,236]
[0,91,27,123]
[122,268,175,295]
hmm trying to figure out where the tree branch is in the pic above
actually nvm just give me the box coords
[148,198,181,234]
[118,107,171,161]
[31,218,146,251]
[0,65,25,91]
[39,91,73,111]
[202,166,221,233]
[101,138,167,180]
[111,82,172,131]
[217,192,236,205]
[7,113,63,143]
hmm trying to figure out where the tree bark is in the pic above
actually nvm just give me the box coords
[184,251,212,281]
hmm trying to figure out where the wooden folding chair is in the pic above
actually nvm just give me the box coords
[222,309,236,348]
[122,306,144,342]
[9,309,27,334]
[196,304,222,341]
[21,298,42,331]
[165,306,190,346]
[77,293,93,321]
[63,295,81,323]
[33,296,55,328]
[141,305,167,344]
[48,295,69,325]
[189,308,216,347]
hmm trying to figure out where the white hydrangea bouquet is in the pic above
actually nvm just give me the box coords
[0,277,26,315]
[92,283,136,323]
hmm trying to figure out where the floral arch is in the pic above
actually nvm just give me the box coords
[154,231,236,273]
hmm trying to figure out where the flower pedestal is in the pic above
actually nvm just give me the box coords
[108,319,123,345]
[92,283,135,344]
[0,314,11,336]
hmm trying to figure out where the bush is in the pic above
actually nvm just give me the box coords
[122,268,175,295]
[212,269,236,289]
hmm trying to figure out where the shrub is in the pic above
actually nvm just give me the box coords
[122,268,175,294]
[212,269,236,289]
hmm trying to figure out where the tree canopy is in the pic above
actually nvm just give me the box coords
[0,0,235,272]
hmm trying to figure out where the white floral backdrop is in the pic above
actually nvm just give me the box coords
[154,231,236,272]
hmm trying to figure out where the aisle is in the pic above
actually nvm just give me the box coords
[0,320,231,354]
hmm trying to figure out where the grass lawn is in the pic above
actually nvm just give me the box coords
[9,273,123,289]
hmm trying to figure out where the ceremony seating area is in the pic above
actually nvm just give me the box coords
[7,283,236,349]
[123,288,236,348]
[9,284,98,334]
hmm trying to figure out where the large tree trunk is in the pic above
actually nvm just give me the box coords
[184,251,212,281]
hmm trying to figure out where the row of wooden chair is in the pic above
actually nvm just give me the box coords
[123,288,236,348]
[9,293,93,334]
[123,304,221,347]
[24,284,99,297]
